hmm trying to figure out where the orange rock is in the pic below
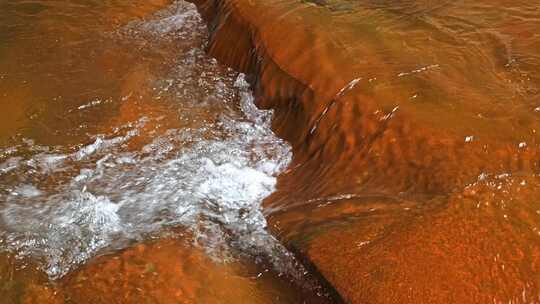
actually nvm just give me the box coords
[22,285,64,304]
[187,0,540,302]
[58,236,327,303]
[305,176,540,303]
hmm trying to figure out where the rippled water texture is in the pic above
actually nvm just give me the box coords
[0,1,331,302]
[3,0,540,302]
[189,0,540,303]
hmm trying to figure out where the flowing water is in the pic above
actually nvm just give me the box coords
[188,0,540,302]
[2,0,540,303]
[0,1,332,302]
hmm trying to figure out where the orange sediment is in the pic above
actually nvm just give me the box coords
[59,235,323,304]
[1,233,329,303]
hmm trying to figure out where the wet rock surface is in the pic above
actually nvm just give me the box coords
[1,0,540,302]
[59,234,324,304]
[0,0,334,302]
[188,0,540,302]
[1,233,331,303]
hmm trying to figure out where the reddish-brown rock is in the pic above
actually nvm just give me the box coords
[188,0,540,302]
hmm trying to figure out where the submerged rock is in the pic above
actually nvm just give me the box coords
[188,0,540,302]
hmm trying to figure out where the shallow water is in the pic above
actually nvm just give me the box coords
[3,0,540,302]
[189,0,540,302]
[0,1,331,302]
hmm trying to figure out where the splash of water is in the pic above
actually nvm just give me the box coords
[0,1,298,281]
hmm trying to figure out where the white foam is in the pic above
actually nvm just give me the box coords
[77,99,105,110]
[11,184,42,198]
[0,1,294,279]
[74,131,136,161]
[234,74,273,127]
[0,157,22,175]
[140,4,202,35]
